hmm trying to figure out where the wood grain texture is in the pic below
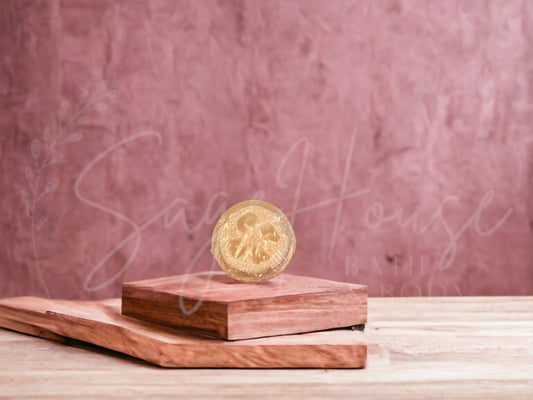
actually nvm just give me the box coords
[0,297,532,399]
[122,272,367,340]
[0,296,366,369]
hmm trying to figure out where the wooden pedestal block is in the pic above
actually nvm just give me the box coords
[122,271,367,340]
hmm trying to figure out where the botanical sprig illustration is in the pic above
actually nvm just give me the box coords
[21,81,118,298]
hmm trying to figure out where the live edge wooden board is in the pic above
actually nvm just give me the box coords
[122,272,368,340]
[0,273,368,369]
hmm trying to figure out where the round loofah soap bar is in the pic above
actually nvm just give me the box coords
[210,200,296,283]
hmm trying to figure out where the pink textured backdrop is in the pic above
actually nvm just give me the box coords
[1,0,532,299]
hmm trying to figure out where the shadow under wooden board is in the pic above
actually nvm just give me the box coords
[0,297,366,368]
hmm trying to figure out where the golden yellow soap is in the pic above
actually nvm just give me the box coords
[211,200,296,283]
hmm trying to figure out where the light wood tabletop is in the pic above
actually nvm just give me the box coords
[1,296,532,399]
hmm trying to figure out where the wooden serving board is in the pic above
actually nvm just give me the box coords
[122,271,367,340]
[0,296,366,368]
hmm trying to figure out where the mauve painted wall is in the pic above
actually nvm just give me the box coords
[1,0,532,299]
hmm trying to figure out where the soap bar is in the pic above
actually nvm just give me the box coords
[211,200,296,283]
